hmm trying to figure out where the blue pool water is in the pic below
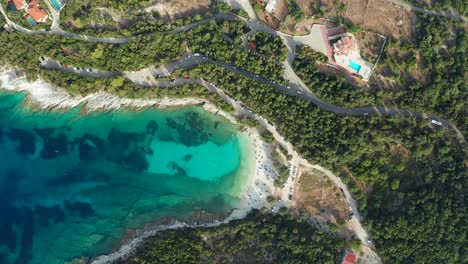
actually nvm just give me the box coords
[9,2,17,10]
[26,16,36,27]
[49,0,62,10]
[0,91,253,264]
[348,60,362,72]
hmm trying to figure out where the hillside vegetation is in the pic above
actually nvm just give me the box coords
[117,211,344,264]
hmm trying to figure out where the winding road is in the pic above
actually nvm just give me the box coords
[386,0,467,22]
[40,53,464,141]
[2,1,465,258]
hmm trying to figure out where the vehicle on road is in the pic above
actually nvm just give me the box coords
[286,86,291,89]
[297,91,302,94]
[431,120,442,126]
[170,79,176,83]
[193,53,200,56]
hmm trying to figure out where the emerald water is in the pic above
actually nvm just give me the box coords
[0,91,253,264]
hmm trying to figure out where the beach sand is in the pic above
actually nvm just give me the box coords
[0,68,278,264]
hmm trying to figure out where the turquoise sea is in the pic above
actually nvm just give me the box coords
[0,91,254,264]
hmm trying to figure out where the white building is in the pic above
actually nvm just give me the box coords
[332,34,373,81]
[265,0,279,13]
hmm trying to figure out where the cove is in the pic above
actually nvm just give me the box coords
[0,91,254,264]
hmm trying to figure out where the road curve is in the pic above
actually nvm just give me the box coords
[40,54,464,142]
[386,0,467,22]
[5,0,463,257]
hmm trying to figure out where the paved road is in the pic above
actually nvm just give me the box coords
[219,0,257,21]
[1,4,237,44]
[5,1,465,256]
[41,53,464,141]
[39,58,121,78]
[386,0,467,22]
[0,4,131,43]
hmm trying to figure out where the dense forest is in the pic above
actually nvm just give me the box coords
[0,16,284,81]
[0,8,466,263]
[116,210,344,264]
[175,63,466,263]
[247,32,288,61]
[294,15,467,133]
[404,0,467,16]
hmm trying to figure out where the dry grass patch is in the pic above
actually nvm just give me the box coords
[354,31,386,64]
[295,0,348,17]
[144,0,212,20]
[345,0,415,41]
[293,168,349,222]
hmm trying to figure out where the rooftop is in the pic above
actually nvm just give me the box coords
[9,0,27,10]
[27,0,48,23]
[342,251,357,264]
[333,36,357,56]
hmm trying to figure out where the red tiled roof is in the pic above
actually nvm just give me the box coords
[335,36,356,56]
[327,26,345,37]
[27,0,48,22]
[343,252,357,264]
[249,41,257,52]
[10,0,26,9]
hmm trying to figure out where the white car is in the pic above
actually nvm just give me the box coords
[431,120,442,126]
[297,91,302,94]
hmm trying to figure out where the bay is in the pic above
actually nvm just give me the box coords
[0,91,253,264]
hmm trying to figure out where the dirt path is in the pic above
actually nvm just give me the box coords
[385,0,467,22]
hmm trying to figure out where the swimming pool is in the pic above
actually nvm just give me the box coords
[49,0,62,10]
[26,16,37,26]
[349,60,362,72]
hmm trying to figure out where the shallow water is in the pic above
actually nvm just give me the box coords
[0,91,253,264]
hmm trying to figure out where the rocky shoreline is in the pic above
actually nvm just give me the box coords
[0,67,278,264]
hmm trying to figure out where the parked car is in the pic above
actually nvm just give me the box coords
[431,120,442,126]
